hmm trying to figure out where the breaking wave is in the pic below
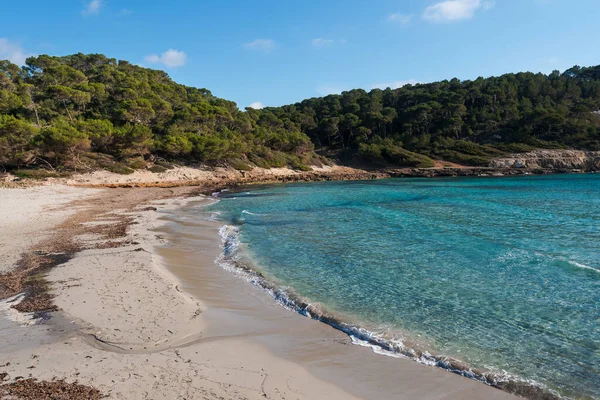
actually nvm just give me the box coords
[215,223,562,400]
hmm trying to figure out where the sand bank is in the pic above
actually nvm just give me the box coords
[0,185,98,274]
[0,184,518,399]
[0,185,363,399]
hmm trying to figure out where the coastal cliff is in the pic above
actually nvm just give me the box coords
[385,149,600,178]
[490,150,600,171]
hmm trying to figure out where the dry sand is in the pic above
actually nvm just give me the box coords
[57,165,381,187]
[0,185,98,274]
[0,184,519,399]
[0,185,363,399]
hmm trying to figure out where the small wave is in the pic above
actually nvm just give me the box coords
[567,260,600,274]
[241,210,267,216]
[211,188,237,198]
[506,250,600,277]
[214,224,562,400]
[218,225,241,258]
[204,211,222,222]
[350,336,407,359]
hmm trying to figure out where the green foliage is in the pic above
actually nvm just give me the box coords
[148,165,167,173]
[267,66,600,165]
[0,52,599,171]
[227,158,253,171]
[104,162,135,175]
[358,143,383,160]
[12,169,67,180]
[0,53,318,171]
[114,124,153,158]
[33,120,90,166]
[358,138,435,168]
[290,162,312,172]
[0,115,38,167]
[154,159,175,169]
[156,125,193,156]
[126,157,147,169]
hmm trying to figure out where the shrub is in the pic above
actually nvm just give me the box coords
[126,157,147,169]
[32,120,90,167]
[228,158,253,171]
[148,165,167,173]
[104,162,134,175]
[0,115,38,167]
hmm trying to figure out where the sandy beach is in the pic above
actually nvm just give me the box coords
[0,180,520,399]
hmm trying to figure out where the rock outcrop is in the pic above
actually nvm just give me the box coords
[490,150,600,171]
[61,165,391,189]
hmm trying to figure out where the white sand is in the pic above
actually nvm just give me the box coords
[0,186,362,399]
[0,185,98,273]
[0,185,519,399]
[55,164,374,187]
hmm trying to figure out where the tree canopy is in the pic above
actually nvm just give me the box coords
[0,53,317,171]
[0,53,599,172]
[265,66,600,166]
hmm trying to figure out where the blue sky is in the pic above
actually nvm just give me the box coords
[1,0,599,109]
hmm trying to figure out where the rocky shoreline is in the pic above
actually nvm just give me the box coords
[387,166,594,178]
[389,150,600,178]
[2,150,598,191]
[86,150,600,189]
[490,149,600,170]
[71,164,597,192]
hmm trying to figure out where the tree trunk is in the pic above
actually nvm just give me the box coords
[63,100,73,122]
[338,131,345,149]
[28,91,41,128]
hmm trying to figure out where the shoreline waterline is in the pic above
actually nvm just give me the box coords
[1,186,368,400]
[0,176,593,399]
[200,176,600,400]
[213,223,560,400]
[154,193,520,400]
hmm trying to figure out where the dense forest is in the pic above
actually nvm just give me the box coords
[1,53,599,174]
[270,65,600,167]
[0,53,318,174]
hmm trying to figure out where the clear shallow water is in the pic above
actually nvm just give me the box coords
[207,175,600,399]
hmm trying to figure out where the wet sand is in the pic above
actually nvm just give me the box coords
[0,186,365,399]
[0,185,518,399]
[156,198,519,400]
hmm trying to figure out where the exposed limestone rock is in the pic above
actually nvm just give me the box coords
[490,150,600,171]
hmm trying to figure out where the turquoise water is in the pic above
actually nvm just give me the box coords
[207,175,600,399]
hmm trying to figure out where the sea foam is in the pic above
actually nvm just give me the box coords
[567,260,600,273]
[214,223,560,399]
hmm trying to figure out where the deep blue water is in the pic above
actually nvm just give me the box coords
[207,175,600,399]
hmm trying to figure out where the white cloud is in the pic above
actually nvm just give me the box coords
[312,38,334,48]
[0,38,32,66]
[369,79,419,90]
[244,39,276,53]
[248,102,265,109]
[387,13,413,25]
[118,8,133,16]
[423,0,494,22]
[144,49,187,68]
[82,0,103,15]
